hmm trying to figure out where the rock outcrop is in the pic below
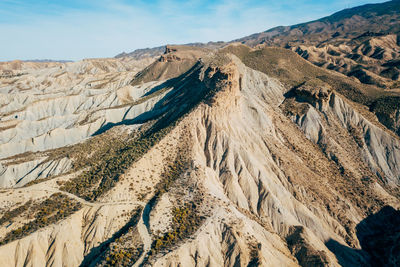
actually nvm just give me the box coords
[0,46,399,267]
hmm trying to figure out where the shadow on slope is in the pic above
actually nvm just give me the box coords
[93,57,228,136]
[91,61,202,136]
[222,44,400,137]
[221,44,382,102]
[91,77,175,136]
[80,208,142,267]
[130,45,208,86]
[326,205,400,267]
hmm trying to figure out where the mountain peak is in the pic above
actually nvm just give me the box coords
[1,1,400,266]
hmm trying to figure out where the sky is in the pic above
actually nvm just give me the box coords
[0,0,388,61]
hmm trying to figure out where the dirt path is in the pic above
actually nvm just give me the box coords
[30,186,145,207]
[133,199,153,267]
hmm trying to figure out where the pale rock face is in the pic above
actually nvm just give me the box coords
[152,208,299,267]
[287,90,400,186]
[0,80,166,159]
[0,157,72,188]
[0,57,172,187]
[0,51,399,267]
[146,56,398,266]
[0,204,140,267]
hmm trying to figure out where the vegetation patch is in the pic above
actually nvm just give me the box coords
[102,245,143,267]
[154,156,187,196]
[145,147,205,260]
[60,126,172,201]
[5,127,132,187]
[248,243,262,267]
[150,201,203,256]
[0,193,82,245]
[0,200,32,226]
[370,96,400,134]
[84,208,143,267]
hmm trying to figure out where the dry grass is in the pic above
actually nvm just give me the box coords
[0,193,82,245]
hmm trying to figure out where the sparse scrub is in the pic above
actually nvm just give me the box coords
[348,124,364,147]
[0,193,82,245]
[90,209,143,267]
[150,202,203,256]
[0,200,32,226]
[103,246,143,267]
[143,143,205,259]
[154,156,186,196]
[60,126,173,201]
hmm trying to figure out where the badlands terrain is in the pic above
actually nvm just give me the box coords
[237,0,400,93]
[125,0,400,136]
[1,1,400,267]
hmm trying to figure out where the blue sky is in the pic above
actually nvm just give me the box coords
[0,0,388,61]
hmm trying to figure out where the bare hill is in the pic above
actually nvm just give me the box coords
[236,0,400,90]
[0,44,399,266]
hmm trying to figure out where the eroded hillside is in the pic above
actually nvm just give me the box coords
[121,1,400,139]
[0,45,399,267]
[237,0,400,88]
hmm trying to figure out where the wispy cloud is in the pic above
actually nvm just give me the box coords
[0,0,388,61]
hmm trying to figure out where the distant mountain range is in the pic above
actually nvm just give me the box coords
[1,1,399,266]
[24,59,73,63]
[237,0,400,89]
[236,0,400,46]
[115,41,225,60]
[119,0,400,89]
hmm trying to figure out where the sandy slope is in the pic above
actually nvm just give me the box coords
[0,46,399,266]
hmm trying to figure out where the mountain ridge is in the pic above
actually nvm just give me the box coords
[0,1,399,267]
[1,43,399,267]
[117,1,400,90]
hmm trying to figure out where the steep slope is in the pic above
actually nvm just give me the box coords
[222,44,400,139]
[0,48,399,267]
[233,0,400,137]
[117,1,400,136]
[115,42,225,60]
[236,0,400,89]
[130,45,208,86]
[0,57,156,187]
[114,1,400,136]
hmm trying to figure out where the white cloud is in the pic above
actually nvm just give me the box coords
[0,0,389,61]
